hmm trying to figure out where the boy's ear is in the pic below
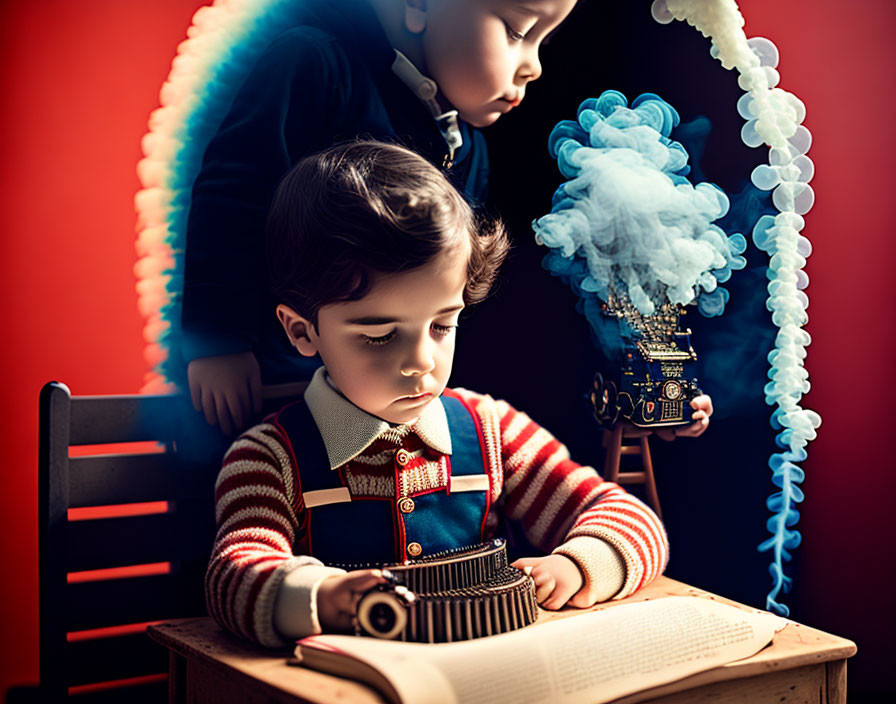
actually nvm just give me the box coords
[276,304,319,358]
[404,0,427,34]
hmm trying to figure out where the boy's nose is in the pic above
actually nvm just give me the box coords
[517,46,542,84]
[400,338,436,376]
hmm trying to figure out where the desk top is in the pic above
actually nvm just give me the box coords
[148,577,856,704]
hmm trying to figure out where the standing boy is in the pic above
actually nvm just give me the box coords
[206,141,679,646]
[182,0,579,434]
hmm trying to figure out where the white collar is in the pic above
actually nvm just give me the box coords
[303,366,453,469]
[390,50,463,161]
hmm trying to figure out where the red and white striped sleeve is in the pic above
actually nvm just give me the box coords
[452,389,669,601]
[204,422,330,646]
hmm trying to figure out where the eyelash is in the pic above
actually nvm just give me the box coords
[361,324,456,347]
[504,21,525,42]
[362,332,395,346]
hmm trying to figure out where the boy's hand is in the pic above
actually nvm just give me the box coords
[511,554,585,610]
[654,394,713,441]
[187,352,263,435]
[316,570,388,632]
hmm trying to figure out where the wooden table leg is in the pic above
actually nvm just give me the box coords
[825,659,847,704]
[169,651,186,704]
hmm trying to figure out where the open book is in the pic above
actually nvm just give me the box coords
[295,596,784,704]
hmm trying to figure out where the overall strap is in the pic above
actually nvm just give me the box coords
[397,392,491,555]
[273,397,394,563]
[273,399,349,506]
[440,392,488,479]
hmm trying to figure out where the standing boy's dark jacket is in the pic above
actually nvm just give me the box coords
[181,0,489,381]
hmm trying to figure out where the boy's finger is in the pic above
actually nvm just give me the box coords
[568,590,595,609]
[534,573,556,604]
[691,395,714,415]
[511,557,537,571]
[189,379,202,413]
[225,390,245,432]
[235,389,249,430]
[215,392,234,436]
[201,390,218,428]
[542,582,578,611]
[347,570,387,591]
[235,383,252,428]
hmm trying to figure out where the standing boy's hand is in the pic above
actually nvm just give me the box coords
[317,570,389,632]
[188,352,263,435]
[511,554,585,610]
[654,394,714,441]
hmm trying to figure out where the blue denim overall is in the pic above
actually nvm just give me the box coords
[272,392,489,564]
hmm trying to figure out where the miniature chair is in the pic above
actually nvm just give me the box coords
[38,380,305,702]
[601,425,662,521]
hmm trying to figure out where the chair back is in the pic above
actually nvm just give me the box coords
[38,380,306,702]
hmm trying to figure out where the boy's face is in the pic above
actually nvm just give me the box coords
[280,245,468,424]
[418,0,577,127]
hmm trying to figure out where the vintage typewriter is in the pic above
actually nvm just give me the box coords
[344,539,538,643]
[590,290,702,429]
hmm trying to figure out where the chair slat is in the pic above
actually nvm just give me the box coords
[262,381,308,401]
[65,510,214,572]
[69,394,190,445]
[69,382,308,446]
[69,454,209,507]
[66,632,168,687]
[66,572,206,632]
[68,679,168,704]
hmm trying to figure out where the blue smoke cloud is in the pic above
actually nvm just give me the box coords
[533,91,746,320]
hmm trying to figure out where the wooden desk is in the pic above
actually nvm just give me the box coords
[148,577,856,704]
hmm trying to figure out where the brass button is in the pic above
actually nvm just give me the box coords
[398,497,415,514]
[407,542,423,557]
[395,449,411,466]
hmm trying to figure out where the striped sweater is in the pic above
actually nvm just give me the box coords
[206,384,669,646]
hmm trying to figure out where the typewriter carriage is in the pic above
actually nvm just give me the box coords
[352,539,538,642]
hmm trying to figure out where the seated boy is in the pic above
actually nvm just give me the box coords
[205,140,672,647]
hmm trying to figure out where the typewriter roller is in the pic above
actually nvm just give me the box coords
[342,539,538,643]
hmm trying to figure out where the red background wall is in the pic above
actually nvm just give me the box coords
[1,0,893,698]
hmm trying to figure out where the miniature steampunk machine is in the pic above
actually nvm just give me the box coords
[590,291,702,429]
[346,539,538,643]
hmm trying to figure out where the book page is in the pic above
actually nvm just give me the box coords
[298,596,785,704]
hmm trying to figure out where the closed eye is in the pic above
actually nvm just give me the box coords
[504,21,525,42]
[362,331,395,346]
[432,323,456,338]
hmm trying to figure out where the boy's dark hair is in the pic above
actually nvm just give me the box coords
[267,140,508,324]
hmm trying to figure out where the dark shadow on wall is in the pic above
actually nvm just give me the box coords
[455,0,773,602]
[452,1,878,699]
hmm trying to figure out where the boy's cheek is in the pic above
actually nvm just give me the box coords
[345,355,396,392]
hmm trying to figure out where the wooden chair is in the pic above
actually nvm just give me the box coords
[602,425,662,521]
[38,380,306,702]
